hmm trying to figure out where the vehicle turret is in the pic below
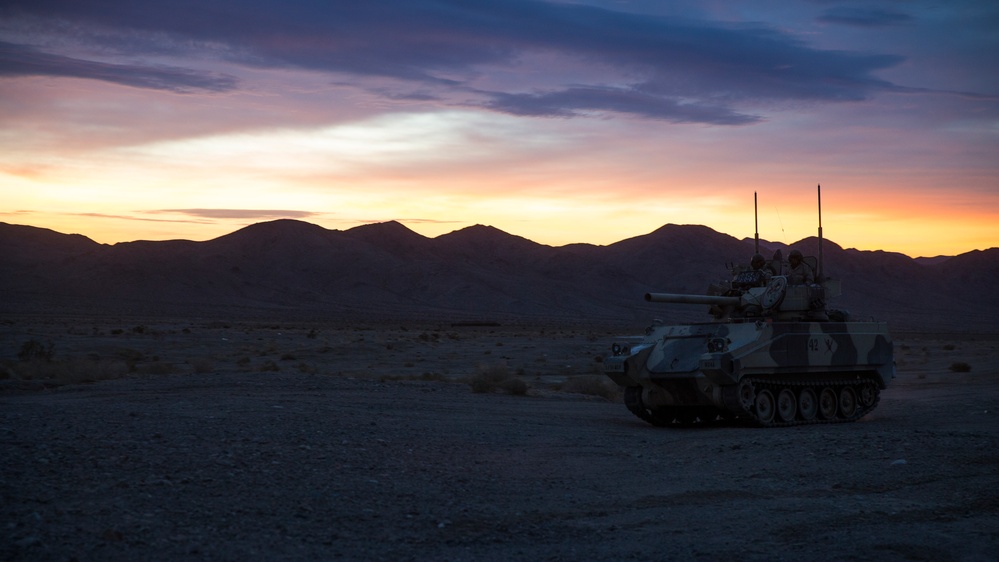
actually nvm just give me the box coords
[646,259,844,322]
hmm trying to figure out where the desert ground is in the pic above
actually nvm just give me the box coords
[2,314,998,561]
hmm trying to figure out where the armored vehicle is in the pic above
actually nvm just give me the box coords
[603,189,894,427]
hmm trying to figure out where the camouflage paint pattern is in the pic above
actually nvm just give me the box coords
[604,309,894,426]
[605,192,890,426]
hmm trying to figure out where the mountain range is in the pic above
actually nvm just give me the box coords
[2,220,997,332]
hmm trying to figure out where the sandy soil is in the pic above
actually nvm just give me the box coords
[2,316,998,561]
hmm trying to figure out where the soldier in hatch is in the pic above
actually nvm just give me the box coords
[787,249,814,285]
[750,253,772,286]
[731,253,772,290]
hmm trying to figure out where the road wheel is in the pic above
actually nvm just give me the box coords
[754,389,776,424]
[798,388,817,421]
[737,379,755,411]
[858,383,877,407]
[818,387,838,420]
[776,388,797,422]
[839,387,857,418]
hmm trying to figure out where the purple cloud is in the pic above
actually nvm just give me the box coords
[0,1,937,122]
[818,7,914,28]
[148,209,319,220]
[0,41,238,93]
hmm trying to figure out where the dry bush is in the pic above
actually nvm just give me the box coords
[557,375,621,400]
[137,361,177,375]
[468,363,528,395]
[114,348,146,372]
[418,332,438,342]
[379,372,448,383]
[7,358,130,384]
[949,362,972,373]
[499,377,528,395]
[18,340,54,362]
[189,357,215,374]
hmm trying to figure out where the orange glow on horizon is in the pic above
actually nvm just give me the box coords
[4,182,996,259]
[2,109,996,259]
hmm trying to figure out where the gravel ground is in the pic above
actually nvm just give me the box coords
[0,316,999,562]
[2,319,998,560]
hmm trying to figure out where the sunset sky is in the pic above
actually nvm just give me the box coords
[2,1,997,258]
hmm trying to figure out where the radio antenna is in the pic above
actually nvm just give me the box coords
[817,184,824,281]
[754,191,759,254]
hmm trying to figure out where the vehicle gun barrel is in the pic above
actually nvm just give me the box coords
[644,293,741,306]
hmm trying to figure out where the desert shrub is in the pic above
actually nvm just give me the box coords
[18,340,54,362]
[558,375,621,400]
[189,357,215,374]
[949,362,971,373]
[138,361,176,375]
[379,371,448,382]
[942,344,956,351]
[10,357,129,384]
[469,364,527,395]
[114,348,145,372]
[259,360,280,372]
[499,377,528,395]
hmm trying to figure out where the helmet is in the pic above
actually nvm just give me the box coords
[751,254,766,269]
[788,249,803,264]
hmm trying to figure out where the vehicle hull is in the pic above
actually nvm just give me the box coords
[604,320,894,426]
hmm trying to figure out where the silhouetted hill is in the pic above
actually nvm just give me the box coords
[0,223,101,263]
[435,224,549,264]
[1,220,996,331]
[341,220,433,256]
[914,255,952,266]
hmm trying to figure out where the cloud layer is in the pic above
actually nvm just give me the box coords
[1,0,913,123]
[0,41,237,92]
